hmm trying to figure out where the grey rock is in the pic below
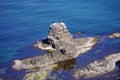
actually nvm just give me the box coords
[74,53,120,79]
[12,22,96,70]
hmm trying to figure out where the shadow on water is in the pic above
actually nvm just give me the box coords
[53,58,76,71]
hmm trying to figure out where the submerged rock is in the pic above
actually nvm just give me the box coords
[109,32,120,38]
[0,68,7,75]
[23,71,50,80]
[23,59,76,80]
[13,22,96,70]
[74,53,120,79]
[77,32,84,35]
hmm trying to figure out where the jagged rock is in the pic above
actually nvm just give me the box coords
[74,53,120,79]
[13,22,96,70]
[109,32,120,38]
[48,22,73,40]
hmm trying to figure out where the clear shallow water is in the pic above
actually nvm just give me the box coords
[0,0,120,80]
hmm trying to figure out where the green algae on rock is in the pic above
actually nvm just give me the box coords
[23,58,76,80]
[23,71,49,80]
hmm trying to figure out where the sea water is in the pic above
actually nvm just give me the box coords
[0,0,120,80]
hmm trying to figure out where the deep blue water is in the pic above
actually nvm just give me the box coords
[0,0,120,80]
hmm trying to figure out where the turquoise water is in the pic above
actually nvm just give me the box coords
[0,0,120,80]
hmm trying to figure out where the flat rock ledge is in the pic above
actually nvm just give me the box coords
[74,53,120,79]
[12,22,96,70]
[109,32,120,38]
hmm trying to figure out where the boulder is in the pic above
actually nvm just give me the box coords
[109,32,120,38]
[74,53,120,79]
[13,22,96,70]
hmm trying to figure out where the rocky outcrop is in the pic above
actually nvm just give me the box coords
[109,32,120,38]
[12,22,96,70]
[74,53,120,79]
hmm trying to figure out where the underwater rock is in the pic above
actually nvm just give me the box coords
[53,58,76,71]
[109,32,120,38]
[77,32,83,35]
[23,71,50,80]
[13,22,96,70]
[74,53,120,79]
[0,68,7,75]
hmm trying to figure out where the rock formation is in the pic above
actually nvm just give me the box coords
[74,53,120,79]
[12,22,96,70]
[109,32,120,38]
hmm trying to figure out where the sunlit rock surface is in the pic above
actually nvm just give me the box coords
[74,53,120,79]
[109,32,120,38]
[13,22,96,70]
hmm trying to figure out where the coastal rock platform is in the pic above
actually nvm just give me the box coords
[12,22,96,70]
[74,53,120,79]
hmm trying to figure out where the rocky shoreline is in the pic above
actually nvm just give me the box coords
[74,53,120,79]
[12,22,120,80]
[12,22,96,70]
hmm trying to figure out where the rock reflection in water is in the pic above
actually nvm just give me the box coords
[23,58,76,80]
